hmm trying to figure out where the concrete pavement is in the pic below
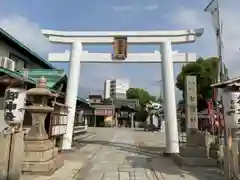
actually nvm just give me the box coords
[22,127,224,180]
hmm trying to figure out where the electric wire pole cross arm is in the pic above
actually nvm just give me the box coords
[42,28,204,153]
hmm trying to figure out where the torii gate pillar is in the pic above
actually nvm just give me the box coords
[161,41,179,153]
[62,42,82,150]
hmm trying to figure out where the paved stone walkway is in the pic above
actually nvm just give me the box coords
[75,128,224,180]
[22,128,225,180]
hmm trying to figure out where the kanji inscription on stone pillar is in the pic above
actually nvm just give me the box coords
[185,76,198,134]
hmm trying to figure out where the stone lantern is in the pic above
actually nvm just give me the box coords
[25,77,55,140]
[22,77,64,175]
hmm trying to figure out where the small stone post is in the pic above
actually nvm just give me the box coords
[131,113,134,129]
[115,112,119,127]
[84,116,88,131]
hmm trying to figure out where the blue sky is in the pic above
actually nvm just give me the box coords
[0,0,240,100]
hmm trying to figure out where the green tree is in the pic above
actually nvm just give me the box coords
[126,88,156,107]
[157,96,164,104]
[175,57,228,111]
[127,88,159,122]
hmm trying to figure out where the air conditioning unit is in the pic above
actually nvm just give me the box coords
[0,57,15,71]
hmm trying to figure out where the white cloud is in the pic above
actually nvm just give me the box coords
[170,1,240,77]
[0,15,51,57]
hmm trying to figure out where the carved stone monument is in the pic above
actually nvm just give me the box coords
[22,77,64,175]
[173,76,216,166]
[185,76,198,133]
[185,76,199,146]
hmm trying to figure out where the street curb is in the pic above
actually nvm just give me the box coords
[74,133,96,141]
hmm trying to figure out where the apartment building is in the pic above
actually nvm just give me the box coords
[104,79,130,99]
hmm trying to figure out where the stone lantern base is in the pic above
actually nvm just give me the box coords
[22,138,64,175]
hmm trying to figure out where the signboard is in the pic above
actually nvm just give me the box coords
[4,87,26,124]
[222,91,240,128]
[118,111,130,118]
[207,100,215,125]
[95,109,113,116]
[50,106,68,136]
[112,37,127,60]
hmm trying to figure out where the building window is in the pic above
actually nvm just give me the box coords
[9,52,27,70]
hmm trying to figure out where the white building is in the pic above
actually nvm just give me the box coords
[103,80,111,99]
[104,79,130,99]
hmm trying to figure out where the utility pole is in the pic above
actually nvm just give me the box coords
[111,97,114,127]
[204,0,227,145]
[153,80,163,102]
[159,79,163,101]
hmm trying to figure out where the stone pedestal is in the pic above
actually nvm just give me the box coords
[22,77,64,175]
[23,139,63,175]
[173,131,216,166]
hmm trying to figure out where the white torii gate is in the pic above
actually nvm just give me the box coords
[42,28,204,153]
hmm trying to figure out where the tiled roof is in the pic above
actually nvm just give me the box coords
[0,68,88,104]
[18,69,66,89]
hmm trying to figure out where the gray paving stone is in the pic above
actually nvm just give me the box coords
[103,171,119,180]
[119,172,129,180]
[84,171,104,180]
[129,171,148,180]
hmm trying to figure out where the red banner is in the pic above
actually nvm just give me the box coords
[207,100,214,124]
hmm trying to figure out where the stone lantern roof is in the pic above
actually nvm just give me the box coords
[27,76,56,97]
